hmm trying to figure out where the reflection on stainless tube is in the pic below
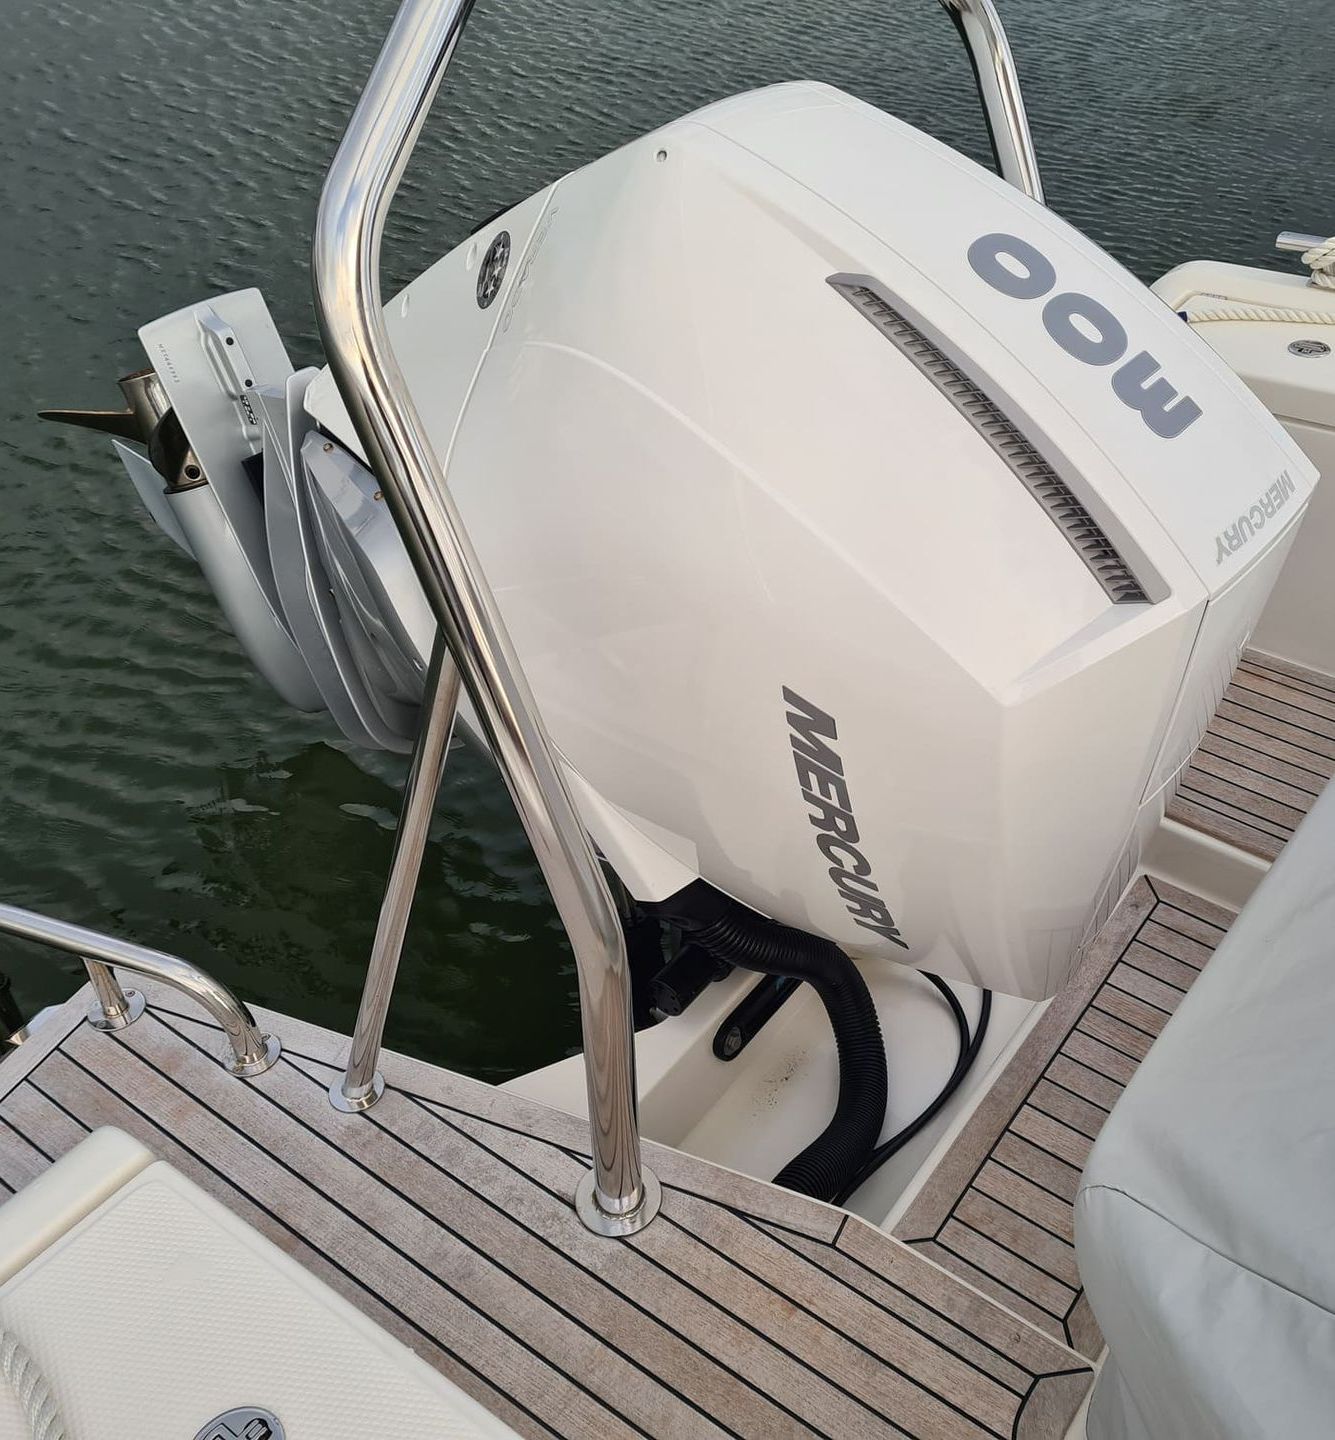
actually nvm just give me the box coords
[0,903,278,1075]
[937,0,1045,203]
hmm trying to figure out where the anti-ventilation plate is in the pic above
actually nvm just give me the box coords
[828,274,1149,604]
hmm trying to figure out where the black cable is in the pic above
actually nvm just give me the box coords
[831,974,993,1207]
[654,881,887,1203]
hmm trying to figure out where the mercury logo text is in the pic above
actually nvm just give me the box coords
[784,688,907,948]
[1215,471,1296,564]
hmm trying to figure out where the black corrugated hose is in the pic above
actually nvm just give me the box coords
[656,882,888,1203]
[831,976,992,1206]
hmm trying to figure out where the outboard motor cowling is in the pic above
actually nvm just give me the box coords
[71,82,1319,1000]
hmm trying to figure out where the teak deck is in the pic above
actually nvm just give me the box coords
[1166,647,1335,860]
[893,877,1234,1360]
[0,982,1093,1440]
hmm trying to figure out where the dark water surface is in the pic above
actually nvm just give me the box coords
[2,0,1332,1078]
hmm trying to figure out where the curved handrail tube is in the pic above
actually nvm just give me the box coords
[0,903,277,1074]
[311,0,655,1233]
[937,0,1044,203]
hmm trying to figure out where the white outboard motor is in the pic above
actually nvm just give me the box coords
[77,82,1317,1001]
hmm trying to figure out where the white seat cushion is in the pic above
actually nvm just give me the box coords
[1075,786,1335,1439]
[0,1126,153,1286]
[0,1129,518,1440]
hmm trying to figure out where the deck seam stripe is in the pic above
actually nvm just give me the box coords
[1147,902,1228,936]
[1103,978,1181,1016]
[1032,1074,1113,1117]
[0,1109,53,1163]
[1087,998,1161,1041]
[1184,750,1320,807]
[1129,930,1208,971]
[948,1217,1078,1296]
[1193,742,1324,798]
[740,1214,1029,1400]
[1108,961,1190,1001]
[1041,1058,1120,1106]
[828,1233,1080,1379]
[1055,1040,1130,1087]
[1205,728,1334,784]
[1015,1101,1098,1146]
[964,1180,1078,1253]
[1209,711,1335,777]
[1240,656,1335,697]
[1070,1025,1150,1067]
[407,1088,838,1243]
[933,1238,1069,1324]
[1175,784,1296,836]
[1122,935,1206,974]
[1230,668,1335,709]
[1212,708,1335,766]
[20,1080,93,1136]
[986,1156,1080,1207]
[1230,672,1335,719]
[1011,1379,1038,1440]
[1215,694,1335,748]
[411,1091,596,1160]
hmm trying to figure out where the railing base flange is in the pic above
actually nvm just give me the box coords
[225,1033,281,1078]
[88,989,147,1032]
[329,1071,386,1113]
[575,1167,662,1237]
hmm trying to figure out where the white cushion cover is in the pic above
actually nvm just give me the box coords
[1075,788,1335,1439]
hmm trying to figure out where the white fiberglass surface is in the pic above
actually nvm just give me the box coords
[506,956,1035,1225]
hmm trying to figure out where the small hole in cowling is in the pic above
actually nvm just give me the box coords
[655,148,668,163]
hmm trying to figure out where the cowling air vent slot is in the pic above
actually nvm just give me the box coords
[828,274,1150,605]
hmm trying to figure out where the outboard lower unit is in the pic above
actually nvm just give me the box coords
[59,83,1316,1001]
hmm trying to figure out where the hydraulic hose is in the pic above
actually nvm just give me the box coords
[657,883,887,1202]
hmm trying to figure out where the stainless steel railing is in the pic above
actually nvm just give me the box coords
[0,903,279,1075]
[311,0,659,1235]
[937,0,1044,202]
[331,634,460,1113]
